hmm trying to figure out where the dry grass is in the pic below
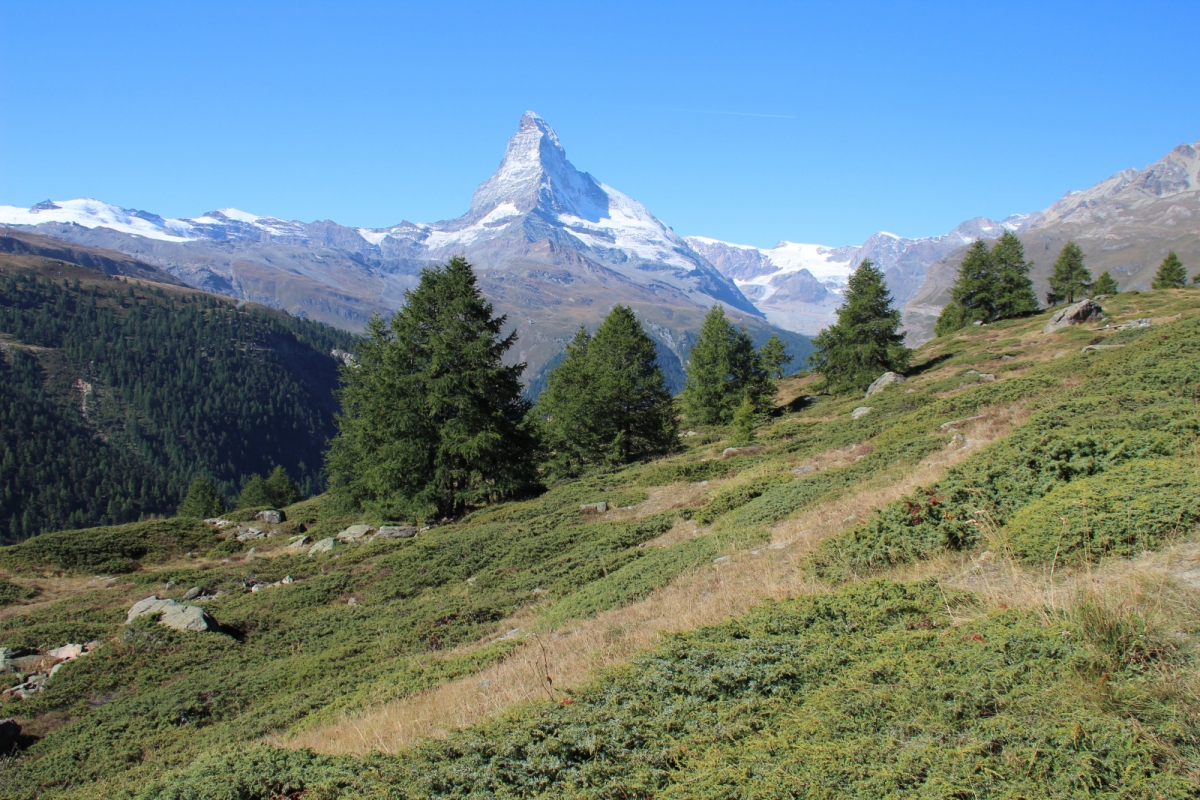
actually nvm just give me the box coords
[277,406,1026,756]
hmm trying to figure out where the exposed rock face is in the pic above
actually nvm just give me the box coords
[126,596,218,632]
[865,371,906,398]
[1044,299,1104,333]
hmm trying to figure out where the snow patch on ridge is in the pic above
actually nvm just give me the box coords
[0,198,196,242]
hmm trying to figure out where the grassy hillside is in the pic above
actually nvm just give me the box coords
[0,288,1198,797]
[0,253,355,542]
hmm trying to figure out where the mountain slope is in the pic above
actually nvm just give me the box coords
[903,138,1200,343]
[0,248,355,541]
[0,114,808,388]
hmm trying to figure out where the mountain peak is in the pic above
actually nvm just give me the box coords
[466,111,609,223]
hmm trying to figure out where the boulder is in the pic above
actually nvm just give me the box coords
[308,537,336,557]
[254,509,283,524]
[1044,298,1103,333]
[375,526,417,540]
[235,526,265,542]
[580,502,608,514]
[286,535,311,551]
[1081,344,1125,354]
[335,524,375,543]
[852,406,872,420]
[126,596,218,632]
[864,371,906,398]
[181,586,202,602]
[47,644,84,661]
[721,446,763,459]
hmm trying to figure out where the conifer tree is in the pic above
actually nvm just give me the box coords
[809,259,909,393]
[682,305,772,425]
[1047,242,1092,304]
[935,240,997,336]
[177,477,224,518]
[1092,271,1119,296]
[263,465,302,507]
[326,256,538,520]
[536,307,677,476]
[731,395,757,445]
[237,474,272,509]
[991,231,1040,319]
[1152,251,1187,289]
[758,333,793,379]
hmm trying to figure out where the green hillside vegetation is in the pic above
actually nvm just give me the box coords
[0,256,355,541]
[0,287,1198,797]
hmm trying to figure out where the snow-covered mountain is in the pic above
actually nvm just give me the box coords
[687,216,1027,336]
[0,112,796,391]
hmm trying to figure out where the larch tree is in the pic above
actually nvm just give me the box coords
[991,231,1040,319]
[758,333,794,379]
[325,256,538,521]
[177,477,224,518]
[809,259,909,393]
[935,240,999,336]
[682,304,772,425]
[1047,242,1092,304]
[1152,251,1187,289]
[1092,271,1119,296]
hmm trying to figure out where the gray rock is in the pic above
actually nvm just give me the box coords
[335,524,375,543]
[254,509,283,524]
[375,526,417,540]
[286,535,311,551]
[580,502,608,514]
[307,537,336,557]
[864,371,906,398]
[852,406,872,420]
[1044,298,1103,333]
[126,596,218,632]
[181,586,202,602]
[236,526,265,542]
[1081,343,1126,354]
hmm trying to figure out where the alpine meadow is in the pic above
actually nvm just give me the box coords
[3,5,1200,797]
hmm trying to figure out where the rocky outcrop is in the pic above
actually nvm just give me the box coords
[254,509,283,524]
[307,537,336,557]
[865,371,906,398]
[126,596,218,632]
[1044,299,1104,333]
[580,502,608,514]
[375,526,417,540]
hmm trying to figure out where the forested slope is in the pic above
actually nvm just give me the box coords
[0,254,355,542]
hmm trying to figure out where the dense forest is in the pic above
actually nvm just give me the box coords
[0,268,355,542]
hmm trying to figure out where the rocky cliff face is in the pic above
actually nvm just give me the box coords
[0,113,805,391]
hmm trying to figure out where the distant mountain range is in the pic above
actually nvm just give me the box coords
[0,113,804,391]
[2,115,1196,363]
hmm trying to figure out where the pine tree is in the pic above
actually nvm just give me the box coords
[682,305,772,425]
[537,307,677,476]
[325,256,538,520]
[809,259,909,393]
[1047,242,1092,304]
[1152,251,1187,289]
[758,333,793,379]
[991,231,1039,319]
[177,477,224,518]
[263,465,302,507]
[935,240,997,336]
[1092,271,1119,296]
[731,395,757,445]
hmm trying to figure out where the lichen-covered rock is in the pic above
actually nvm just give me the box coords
[1044,298,1103,332]
[336,524,375,543]
[375,526,417,540]
[852,406,872,420]
[126,596,218,632]
[254,509,283,524]
[865,371,906,398]
[308,537,336,556]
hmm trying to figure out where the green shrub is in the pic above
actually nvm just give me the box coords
[1004,458,1200,564]
[206,538,246,557]
[0,519,214,574]
[0,576,37,605]
[635,457,741,486]
[693,474,794,525]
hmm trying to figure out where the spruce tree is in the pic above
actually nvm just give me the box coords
[326,256,538,520]
[1047,242,1092,304]
[536,307,677,476]
[263,465,302,507]
[935,240,997,336]
[237,474,272,509]
[991,231,1039,319]
[682,305,772,425]
[1152,251,1187,289]
[177,477,224,518]
[809,259,909,393]
[1092,271,1119,296]
[758,333,793,379]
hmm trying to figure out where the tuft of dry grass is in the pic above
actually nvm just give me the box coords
[277,406,1026,756]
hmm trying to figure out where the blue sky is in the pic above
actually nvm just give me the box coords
[2,1,1197,247]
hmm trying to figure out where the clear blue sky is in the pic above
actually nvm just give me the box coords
[2,1,1197,248]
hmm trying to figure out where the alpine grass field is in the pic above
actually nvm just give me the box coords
[1,286,1199,797]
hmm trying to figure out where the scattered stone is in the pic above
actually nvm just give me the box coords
[1044,298,1103,333]
[947,433,965,449]
[48,644,84,661]
[1081,343,1126,354]
[419,525,433,532]
[939,414,987,431]
[308,537,336,557]
[375,526,417,540]
[336,524,375,543]
[794,464,814,475]
[286,535,311,551]
[254,509,283,524]
[865,371,906,398]
[181,586,203,602]
[126,596,218,632]
[684,430,698,437]
[851,406,872,420]
[721,445,763,459]
[165,580,176,589]
[204,518,234,529]
[580,502,608,514]
[0,719,20,754]
[236,526,265,542]
[347,597,358,606]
